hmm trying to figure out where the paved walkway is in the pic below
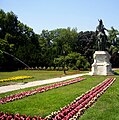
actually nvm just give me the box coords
[0,73,88,94]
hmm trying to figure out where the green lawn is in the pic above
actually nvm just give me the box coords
[0,70,119,119]
[80,75,119,120]
[0,70,85,86]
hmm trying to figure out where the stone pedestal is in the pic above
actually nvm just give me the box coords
[90,51,114,75]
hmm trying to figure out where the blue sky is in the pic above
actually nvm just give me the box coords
[0,0,119,34]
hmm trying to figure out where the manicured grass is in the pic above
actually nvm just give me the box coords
[0,70,64,83]
[0,83,50,98]
[0,75,108,118]
[0,70,86,86]
[80,75,119,120]
[0,70,119,119]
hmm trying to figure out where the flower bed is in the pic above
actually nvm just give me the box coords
[46,78,116,120]
[0,77,85,104]
[0,76,33,82]
[0,78,116,120]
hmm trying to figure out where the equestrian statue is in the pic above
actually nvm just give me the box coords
[96,19,108,51]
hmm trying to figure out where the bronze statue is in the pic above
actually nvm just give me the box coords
[96,19,108,51]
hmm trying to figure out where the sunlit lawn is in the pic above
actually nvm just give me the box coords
[0,70,87,86]
[0,75,106,117]
[0,70,119,119]
[80,75,119,120]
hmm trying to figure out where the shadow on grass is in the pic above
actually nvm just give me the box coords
[114,71,119,75]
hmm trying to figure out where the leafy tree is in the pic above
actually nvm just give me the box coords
[0,9,6,39]
[0,9,41,70]
[54,52,89,70]
[107,27,119,67]
[38,30,55,68]
[50,28,78,55]
[107,27,119,47]
[0,39,10,67]
[1,8,119,70]
[5,11,18,35]
[76,56,90,70]
[77,31,97,64]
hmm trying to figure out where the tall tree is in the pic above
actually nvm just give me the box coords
[77,31,97,64]
[107,27,119,67]
[107,27,119,47]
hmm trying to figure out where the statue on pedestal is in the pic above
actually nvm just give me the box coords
[96,19,108,51]
[89,19,113,75]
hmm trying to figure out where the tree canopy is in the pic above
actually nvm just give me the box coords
[0,9,119,71]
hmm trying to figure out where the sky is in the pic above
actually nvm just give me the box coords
[0,0,119,34]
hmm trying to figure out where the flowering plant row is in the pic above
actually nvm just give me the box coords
[0,112,43,120]
[45,78,116,120]
[0,76,33,82]
[0,77,85,104]
[0,78,115,120]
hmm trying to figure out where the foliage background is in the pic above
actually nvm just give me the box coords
[0,9,119,71]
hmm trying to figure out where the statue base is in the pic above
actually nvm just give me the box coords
[89,51,114,75]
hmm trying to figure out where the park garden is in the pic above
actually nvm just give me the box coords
[0,9,119,120]
[0,10,119,71]
[0,70,119,120]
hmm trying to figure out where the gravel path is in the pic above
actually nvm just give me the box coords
[0,73,88,94]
